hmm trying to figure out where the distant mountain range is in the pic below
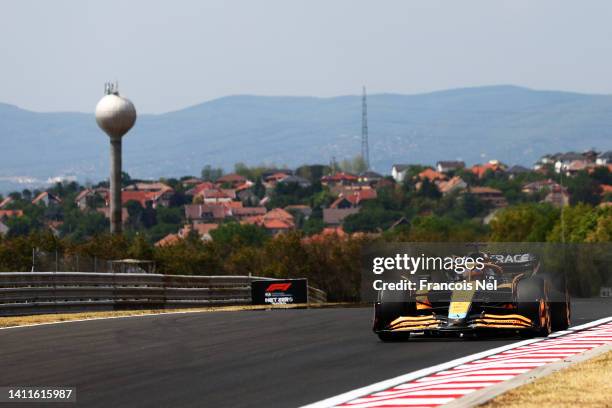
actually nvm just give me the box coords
[1,85,611,193]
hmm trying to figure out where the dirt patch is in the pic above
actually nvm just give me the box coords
[482,350,612,407]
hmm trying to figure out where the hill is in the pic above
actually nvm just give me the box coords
[1,85,611,192]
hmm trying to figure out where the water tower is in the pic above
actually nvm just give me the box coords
[95,82,137,234]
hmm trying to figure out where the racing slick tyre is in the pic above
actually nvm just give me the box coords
[550,291,571,331]
[516,277,551,337]
[374,291,416,342]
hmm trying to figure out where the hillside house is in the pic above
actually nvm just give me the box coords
[553,152,586,173]
[358,171,383,184]
[321,172,359,187]
[470,160,506,179]
[181,178,203,188]
[0,220,8,236]
[436,176,467,195]
[0,197,14,209]
[184,203,234,223]
[323,208,360,226]
[302,226,348,243]
[242,208,295,234]
[186,182,215,196]
[285,205,313,219]
[391,164,410,183]
[596,151,612,166]
[123,183,174,207]
[263,172,292,188]
[124,182,173,192]
[32,192,61,206]
[155,233,181,247]
[216,173,247,188]
[277,175,311,188]
[120,190,167,209]
[75,189,94,210]
[179,223,219,241]
[600,184,612,197]
[543,185,570,207]
[261,169,294,179]
[417,168,447,182]
[507,165,530,179]
[74,188,108,210]
[232,206,267,220]
[329,189,377,209]
[195,188,235,204]
[467,186,508,208]
[0,210,24,219]
[436,161,465,173]
[46,220,63,237]
[522,179,560,195]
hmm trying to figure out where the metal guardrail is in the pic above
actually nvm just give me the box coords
[0,272,327,316]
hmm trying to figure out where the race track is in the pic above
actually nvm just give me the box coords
[1,299,610,408]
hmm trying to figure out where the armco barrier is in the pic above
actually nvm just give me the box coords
[0,272,327,316]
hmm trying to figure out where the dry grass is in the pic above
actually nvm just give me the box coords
[482,350,612,408]
[0,302,349,328]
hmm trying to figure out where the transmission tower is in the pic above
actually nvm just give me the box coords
[361,86,370,170]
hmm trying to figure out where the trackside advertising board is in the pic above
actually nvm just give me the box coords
[251,279,308,305]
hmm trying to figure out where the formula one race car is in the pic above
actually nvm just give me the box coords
[373,251,570,341]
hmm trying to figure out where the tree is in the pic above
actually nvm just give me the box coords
[233,162,272,181]
[343,208,403,233]
[129,234,154,259]
[156,206,182,225]
[302,218,324,235]
[209,222,268,250]
[252,178,266,199]
[490,204,559,242]
[547,204,610,243]
[268,180,321,209]
[406,216,487,242]
[201,165,224,182]
[60,208,108,240]
[590,166,612,185]
[339,155,367,174]
[566,171,601,205]
[417,178,441,200]
[21,189,32,202]
[125,200,145,229]
[296,164,331,183]
[121,171,132,188]
[460,193,487,218]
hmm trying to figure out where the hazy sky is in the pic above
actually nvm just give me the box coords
[2,0,612,113]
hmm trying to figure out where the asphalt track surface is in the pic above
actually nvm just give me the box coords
[1,298,610,408]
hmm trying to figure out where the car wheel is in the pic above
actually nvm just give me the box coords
[537,298,551,337]
[550,294,571,331]
[517,277,550,337]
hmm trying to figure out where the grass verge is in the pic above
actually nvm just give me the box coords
[482,350,612,407]
[0,302,354,328]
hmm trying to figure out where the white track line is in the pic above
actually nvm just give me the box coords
[0,310,218,331]
[300,316,612,408]
[0,305,305,331]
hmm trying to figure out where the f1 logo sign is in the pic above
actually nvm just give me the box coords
[265,283,292,292]
[252,279,306,305]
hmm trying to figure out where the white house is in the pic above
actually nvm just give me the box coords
[596,151,612,166]
[391,164,410,183]
[0,220,8,236]
[435,161,465,173]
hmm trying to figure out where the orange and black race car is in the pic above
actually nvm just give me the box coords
[373,252,571,341]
